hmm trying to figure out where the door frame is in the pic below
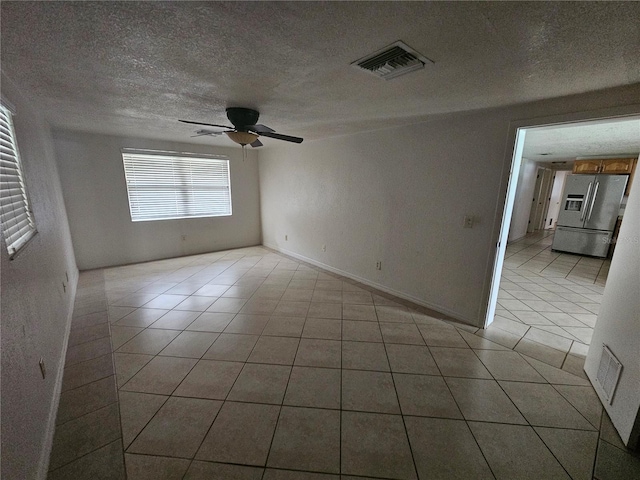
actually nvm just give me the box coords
[482,105,640,328]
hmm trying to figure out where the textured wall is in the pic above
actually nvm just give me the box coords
[259,110,506,325]
[259,85,640,327]
[53,130,262,270]
[0,74,78,479]
[584,171,640,448]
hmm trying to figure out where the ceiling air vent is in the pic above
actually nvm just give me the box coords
[352,41,433,80]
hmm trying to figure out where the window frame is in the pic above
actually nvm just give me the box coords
[121,149,232,223]
[0,101,37,259]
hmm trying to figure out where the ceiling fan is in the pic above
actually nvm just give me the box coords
[180,108,303,147]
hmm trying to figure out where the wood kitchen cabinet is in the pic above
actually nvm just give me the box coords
[573,158,635,174]
[601,158,635,174]
[573,159,602,174]
[572,157,637,195]
[625,158,637,195]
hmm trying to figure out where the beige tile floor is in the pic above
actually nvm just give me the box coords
[482,230,609,375]
[48,245,640,479]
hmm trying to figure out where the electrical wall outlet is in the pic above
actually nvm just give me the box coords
[181,235,187,241]
[463,215,474,228]
[322,245,326,252]
[376,261,382,270]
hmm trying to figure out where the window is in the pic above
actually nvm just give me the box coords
[0,103,37,257]
[121,150,232,222]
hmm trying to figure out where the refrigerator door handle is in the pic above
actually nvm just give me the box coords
[581,182,593,221]
[587,181,600,222]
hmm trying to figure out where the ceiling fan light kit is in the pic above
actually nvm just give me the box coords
[179,107,303,149]
[226,131,259,146]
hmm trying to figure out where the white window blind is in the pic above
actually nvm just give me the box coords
[122,150,232,222]
[0,104,37,257]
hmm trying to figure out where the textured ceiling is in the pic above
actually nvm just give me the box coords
[524,117,640,165]
[1,1,639,148]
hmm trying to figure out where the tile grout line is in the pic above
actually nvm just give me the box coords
[115,260,255,456]
[120,250,271,476]
[381,340,421,479]
[262,274,301,472]
[549,383,602,431]
[191,259,302,472]
[486,347,594,477]
[434,332,499,478]
[165,272,271,466]
[98,243,602,478]
[47,438,124,477]
[49,271,127,476]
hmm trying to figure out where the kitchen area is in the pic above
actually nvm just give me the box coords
[552,157,635,259]
[486,117,640,378]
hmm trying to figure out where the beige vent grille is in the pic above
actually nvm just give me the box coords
[352,41,433,80]
[596,344,623,404]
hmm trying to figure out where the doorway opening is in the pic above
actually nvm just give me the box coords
[527,166,555,234]
[484,115,640,370]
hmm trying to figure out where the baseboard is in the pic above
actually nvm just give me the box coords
[79,241,264,271]
[263,242,476,326]
[37,270,78,480]
[507,233,529,243]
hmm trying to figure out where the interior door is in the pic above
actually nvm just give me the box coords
[527,168,545,233]
[556,174,595,228]
[545,170,569,229]
[538,169,554,230]
[584,175,628,231]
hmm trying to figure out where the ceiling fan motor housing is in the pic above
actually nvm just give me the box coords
[226,107,259,131]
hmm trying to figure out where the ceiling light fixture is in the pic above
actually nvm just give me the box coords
[225,131,258,146]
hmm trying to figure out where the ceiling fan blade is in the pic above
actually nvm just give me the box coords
[258,131,304,144]
[250,124,275,133]
[250,139,263,148]
[179,119,234,129]
[191,129,225,137]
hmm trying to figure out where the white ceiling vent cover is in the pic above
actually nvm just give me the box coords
[596,344,623,404]
[352,41,433,80]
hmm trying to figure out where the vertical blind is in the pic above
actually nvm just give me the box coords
[0,104,37,257]
[121,151,232,222]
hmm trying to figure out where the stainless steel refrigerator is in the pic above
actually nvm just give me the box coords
[552,174,627,257]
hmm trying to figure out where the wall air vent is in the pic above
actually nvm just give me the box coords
[596,344,623,404]
[352,41,434,80]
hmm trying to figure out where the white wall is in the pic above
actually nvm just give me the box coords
[53,130,262,270]
[259,85,640,327]
[1,74,78,479]
[545,170,569,229]
[260,111,509,324]
[584,176,640,449]
[508,158,539,241]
